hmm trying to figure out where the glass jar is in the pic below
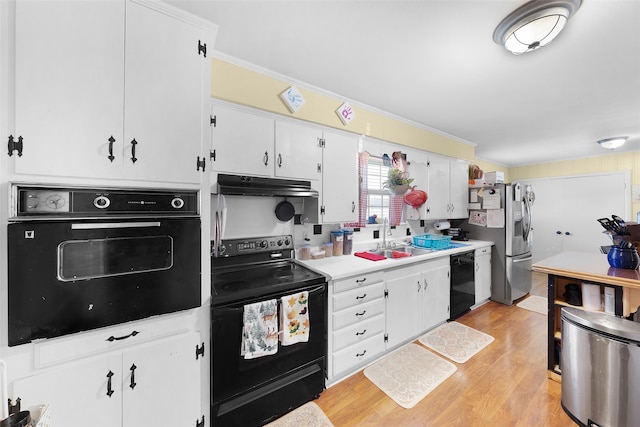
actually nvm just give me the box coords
[330,231,344,256]
[343,230,354,255]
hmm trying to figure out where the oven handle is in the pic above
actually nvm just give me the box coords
[71,222,161,230]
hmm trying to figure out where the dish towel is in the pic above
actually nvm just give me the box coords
[241,299,279,359]
[280,291,310,345]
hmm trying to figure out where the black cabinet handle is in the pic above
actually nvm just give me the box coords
[556,231,562,234]
[355,329,367,336]
[106,370,114,397]
[106,330,139,342]
[129,364,137,390]
[355,310,366,317]
[355,278,367,284]
[355,294,367,300]
[263,151,269,166]
[352,201,356,213]
[130,139,138,163]
[277,153,282,168]
[108,136,115,162]
[565,231,571,236]
[356,350,367,358]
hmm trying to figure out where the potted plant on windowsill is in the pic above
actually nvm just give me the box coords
[383,169,414,196]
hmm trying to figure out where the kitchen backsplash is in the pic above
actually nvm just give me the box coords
[211,194,445,253]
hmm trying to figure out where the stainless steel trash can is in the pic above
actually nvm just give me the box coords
[561,307,640,427]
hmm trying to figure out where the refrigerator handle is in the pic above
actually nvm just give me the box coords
[513,256,533,263]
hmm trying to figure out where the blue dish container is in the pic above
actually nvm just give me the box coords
[607,245,640,269]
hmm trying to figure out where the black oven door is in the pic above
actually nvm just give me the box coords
[211,283,326,420]
[8,218,201,346]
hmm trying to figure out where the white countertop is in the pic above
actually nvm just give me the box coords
[297,239,493,280]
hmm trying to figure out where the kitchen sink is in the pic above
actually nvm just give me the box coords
[367,245,433,259]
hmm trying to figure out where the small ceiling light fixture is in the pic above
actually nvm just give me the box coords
[597,136,628,150]
[493,0,582,55]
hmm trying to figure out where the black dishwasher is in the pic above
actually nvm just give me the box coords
[450,251,475,320]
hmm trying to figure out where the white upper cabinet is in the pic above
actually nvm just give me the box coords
[320,130,359,224]
[274,120,323,181]
[209,104,274,176]
[11,0,214,184]
[406,155,469,220]
[13,0,125,179]
[410,154,469,220]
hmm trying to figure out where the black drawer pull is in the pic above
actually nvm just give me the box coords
[355,329,367,336]
[106,330,139,342]
[356,350,367,358]
[355,294,367,300]
[355,310,366,317]
[355,278,367,284]
[129,364,137,390]
[106,370,114,397]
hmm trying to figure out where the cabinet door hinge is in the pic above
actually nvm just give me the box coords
[196,342,205,360]
[198,40,207,57]
[195,415,205,427]
[317,163,322,173]
[427,160,431,167]
[384,289,388,298]
[210,115,216,127]
[317,137,325,148]
[196,156,206,172]
[7,135,24,157]
[384,333,388,343]
[210,149,216,162]
[320,206,325,215]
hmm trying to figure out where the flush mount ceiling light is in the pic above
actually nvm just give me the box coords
[597,136,628,150]
[493,0,582,55]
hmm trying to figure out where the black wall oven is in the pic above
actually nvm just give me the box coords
[7,185,201,346]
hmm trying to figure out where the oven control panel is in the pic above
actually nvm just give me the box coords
[218,235,294,257]
[13,185,198,218]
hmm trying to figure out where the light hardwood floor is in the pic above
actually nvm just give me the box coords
[315,272,575,426]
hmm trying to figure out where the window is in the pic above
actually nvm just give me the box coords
[366,157,393,221]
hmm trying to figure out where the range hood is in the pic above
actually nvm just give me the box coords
[217,173,319,197]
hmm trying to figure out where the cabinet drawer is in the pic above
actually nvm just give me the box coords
[332,314,385,352]
[332,298,384,330]
[35,311,192,368]
[332,334,385,376]
[333,271,384,294]
[332,282,385,312]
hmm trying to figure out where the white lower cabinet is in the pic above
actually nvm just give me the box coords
[385,258,450,349]
[328,272,385,381]
[475,247,492,305]
[12,332,203,427]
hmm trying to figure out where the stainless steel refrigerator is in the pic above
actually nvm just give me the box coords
[462,182,535,305]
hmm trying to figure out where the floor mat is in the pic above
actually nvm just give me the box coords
[363,343,457,409]
[418,321,494,363]
[516,295,548,315]
[265,401,334,427]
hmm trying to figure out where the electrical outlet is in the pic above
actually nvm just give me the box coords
[313,224,322,235]
[373,230,380,239]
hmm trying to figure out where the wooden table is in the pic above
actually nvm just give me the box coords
[533,251,640,381]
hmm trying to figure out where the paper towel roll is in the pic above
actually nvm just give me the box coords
[435,221,451,230]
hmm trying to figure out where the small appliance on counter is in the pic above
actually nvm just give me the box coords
[443,227,469,241]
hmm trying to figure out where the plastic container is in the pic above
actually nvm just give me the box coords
[343,230,354,255]
[322,242,333,257]
[310,250,325,259]
[299,244,311,261]
[582,283,601,311]
[412,234,453,249]
[330,231,344,256]
[604,287,615,314]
